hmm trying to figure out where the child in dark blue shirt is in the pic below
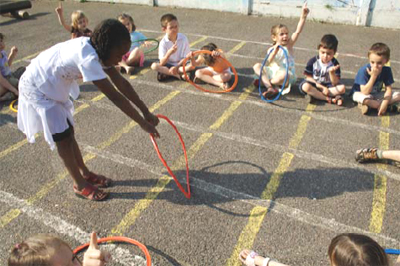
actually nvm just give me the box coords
[351,42,399,115]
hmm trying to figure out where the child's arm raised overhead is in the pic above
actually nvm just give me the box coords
[93,68,160,136]
[55,2,72,33]
[288,2,309,48]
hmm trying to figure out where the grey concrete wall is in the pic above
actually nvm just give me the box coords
[83,0,400,30]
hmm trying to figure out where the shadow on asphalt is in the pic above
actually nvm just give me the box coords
[0,12,50,27]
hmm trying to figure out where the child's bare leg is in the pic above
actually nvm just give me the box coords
[253,63,272,88]
[118,60,135,74]
[69,130,90,177]
[382,150,400,162]
[195,69,221,87]
[151,63,173,76]
[363,98,381,109]
[302,83,328,101]
[0,85,7,97]
[327,84,346,96]
[270,71,288,87]
[56,134,87,190]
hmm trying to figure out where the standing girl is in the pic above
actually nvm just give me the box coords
[190,43,232,89]
[117,13,147,74]
[17,19,160,201]
[253,2,309,99]
[55,2,92,39]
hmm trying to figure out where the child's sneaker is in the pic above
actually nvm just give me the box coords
[355,148,379,163]
[358,103,369,115]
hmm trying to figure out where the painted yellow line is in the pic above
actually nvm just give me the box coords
[228,41,247,54]
[13,51,40,64]
[189,36,208,48]
[227,104,315,265]
[209,101,241,130]
[369,116,389,233]
[225,206,268,266]
[74,103,90,115]
[0,138,29,160]
[0,209,21,228]
[261,152,294,200]
[0,91,179,228]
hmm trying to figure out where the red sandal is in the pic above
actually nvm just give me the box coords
[73,184,109,201]
[83,172,112,188]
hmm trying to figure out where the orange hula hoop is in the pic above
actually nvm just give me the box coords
[73,236,151,266]
[182,50,238,93]
[150,114,191,199]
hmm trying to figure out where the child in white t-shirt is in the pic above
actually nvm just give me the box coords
[18,19,160,201]
[151,13,194,81]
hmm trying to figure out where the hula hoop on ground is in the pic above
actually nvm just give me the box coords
[73,236,152,266]
[182,50,238,93]
[385,248,400,255]
[259,45,289,103]
[131,38,159,54]
[9,99,18,113]
[150,114,191,199]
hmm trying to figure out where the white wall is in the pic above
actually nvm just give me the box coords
[83,0,400,30]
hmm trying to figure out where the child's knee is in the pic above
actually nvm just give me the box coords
[337,84,346,94]
[195,70,202,78]
[151,62,158,70]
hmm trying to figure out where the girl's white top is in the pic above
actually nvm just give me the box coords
[17,37,107,149]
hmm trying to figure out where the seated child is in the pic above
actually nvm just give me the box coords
[8,232,111,266]
[239,233,399,266]
[351,42,400,115]
[189,43,232,89]
[0,33,25,102]
[55,2,92,39]
[253,2,309,99]
[299,34,345,105]
[117,13,147,74]
[151,13,194,81]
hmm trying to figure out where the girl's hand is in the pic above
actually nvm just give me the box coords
[273,43,280,52]
[10,46,18,55]
[83,232,111,266]
[144,112,160,126]
[302,2,310,18]
[141,121,160,138]
[55,2,63,14]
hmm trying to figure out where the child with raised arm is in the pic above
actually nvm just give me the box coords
[8,232,110,266]
[253,2,309,99]
[189,43,232,89]
[151,13,194,81]
[351,42,400,115]
[17,19,159,201]
[117,13,147,75]
[299,34,345,105]
[55,2,92,39]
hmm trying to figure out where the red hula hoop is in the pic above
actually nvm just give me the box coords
[73,236,152,266]
[150,114,191,199]
[182,50,238,93]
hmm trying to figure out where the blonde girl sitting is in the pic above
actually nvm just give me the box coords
[190,43,232,89]
[253,2,309,99]
[117,13,147,74]
[55,2,92,39]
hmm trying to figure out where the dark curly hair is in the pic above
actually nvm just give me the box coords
[200,43,218,66]
[90,19,130,63]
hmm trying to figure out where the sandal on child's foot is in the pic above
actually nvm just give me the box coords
[73,184,109,201]
[262,87,278,99]
[83,172,112,188]
[157,72,168,82]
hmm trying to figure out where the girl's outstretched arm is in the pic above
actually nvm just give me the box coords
[289,2,309,48]
[55,2,72,32]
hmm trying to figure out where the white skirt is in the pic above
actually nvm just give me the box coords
[17,75,74,150]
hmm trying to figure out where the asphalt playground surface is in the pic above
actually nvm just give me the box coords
[1,1,400,265]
